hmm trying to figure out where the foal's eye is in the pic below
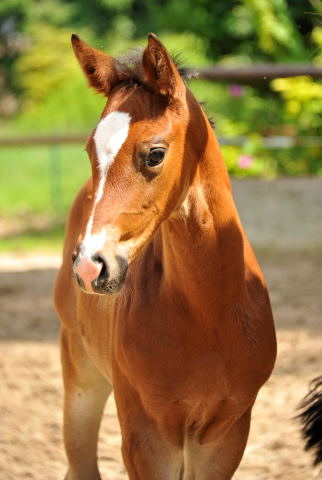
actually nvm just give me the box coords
[145,148,166,167]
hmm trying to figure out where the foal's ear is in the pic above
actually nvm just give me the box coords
[142,33,185,101]
[71,34,124,96]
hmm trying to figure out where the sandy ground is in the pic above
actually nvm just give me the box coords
[0,249,321,480]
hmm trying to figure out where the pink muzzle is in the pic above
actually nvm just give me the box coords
[73,254,105,294]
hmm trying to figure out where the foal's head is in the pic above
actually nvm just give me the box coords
[72,33,209,294]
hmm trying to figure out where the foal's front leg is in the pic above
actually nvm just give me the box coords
[113,373,183,480]
[183,408,252,480]
[114,368,252,480]
[61,328,112,480]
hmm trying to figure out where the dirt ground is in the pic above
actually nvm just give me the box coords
[0,248,321,480]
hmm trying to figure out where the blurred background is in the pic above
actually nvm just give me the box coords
[0,0,321,252]
[1,3,322,479]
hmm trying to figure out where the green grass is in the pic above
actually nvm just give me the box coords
[0,143,90,216]
[0,143,90,253]
[0,224,65,253]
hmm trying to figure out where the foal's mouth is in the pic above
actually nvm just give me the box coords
[91,267,128,295]
[73,251,129,295]
[90,254,128,295]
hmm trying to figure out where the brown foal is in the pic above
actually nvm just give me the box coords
[54,33,276,480]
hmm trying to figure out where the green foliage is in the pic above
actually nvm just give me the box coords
[190,78,322,177]
[16,23,75,105]
[4,75,105,134]
[153,32,209,66]
[271,76,322,130]
[233,0,307,60]
[0,0,322,179]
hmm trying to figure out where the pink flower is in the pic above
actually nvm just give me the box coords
[237,155,253,169]
[229,85,245,97]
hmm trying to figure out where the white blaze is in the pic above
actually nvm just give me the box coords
[81,111,131,256]
[93,111,131,202]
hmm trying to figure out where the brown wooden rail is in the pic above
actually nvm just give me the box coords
[0,135,321,148]
[198,63,322,82]
[0,133,88,147]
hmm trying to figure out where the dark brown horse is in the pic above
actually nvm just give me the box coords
[54,33,276,479]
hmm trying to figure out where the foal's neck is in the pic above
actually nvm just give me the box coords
[158,129,247,310]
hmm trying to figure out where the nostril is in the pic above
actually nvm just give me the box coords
[72,248,79,265]
[92,254,109,284]
[75,273,85,289]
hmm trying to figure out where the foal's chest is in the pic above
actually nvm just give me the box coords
[112,297,252,446]
[113,292,248,397]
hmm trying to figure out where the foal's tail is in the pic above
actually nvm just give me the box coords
[298,376,322,466]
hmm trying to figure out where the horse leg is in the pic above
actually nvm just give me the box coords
[113,374,183,480]
[183,407,252,480]
[61,328,112,480]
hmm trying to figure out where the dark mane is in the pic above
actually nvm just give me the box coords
[117,48,198,85]
[117,49,214,128]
